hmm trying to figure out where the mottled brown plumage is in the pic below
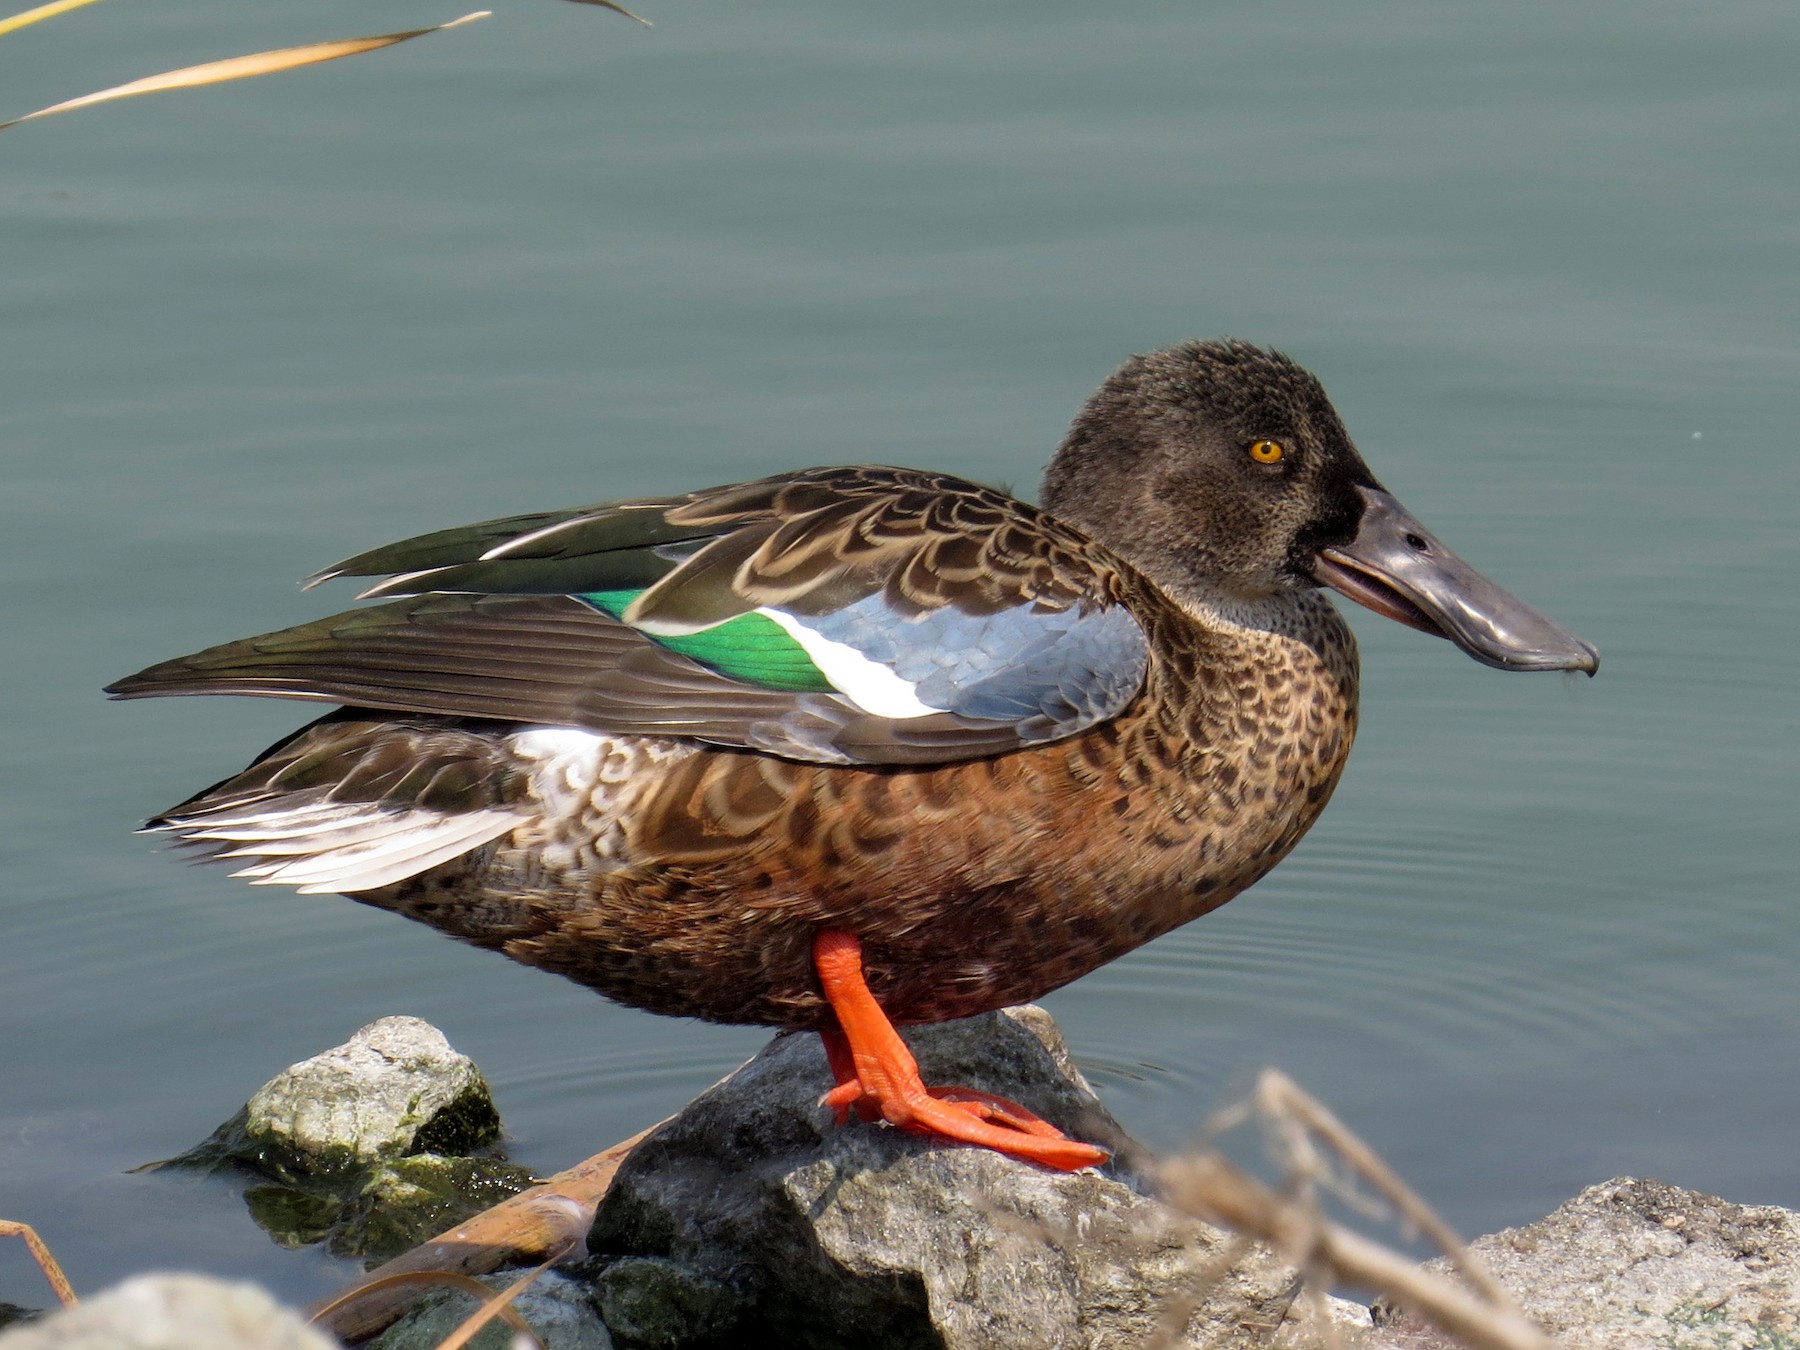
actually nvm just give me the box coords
[355,585,1358,1027]
[111,339,1596,1044]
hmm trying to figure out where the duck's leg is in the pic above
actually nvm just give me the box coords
[811,929,1108,1171]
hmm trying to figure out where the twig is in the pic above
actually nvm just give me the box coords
[306,1120,664,1344]
[1161,1069,1559,1350]
[0,1220,78,1309]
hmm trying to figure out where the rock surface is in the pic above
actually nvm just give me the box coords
[1367,1177,1800,1349]
[0,1274,334,1350]
[167,1016,532,1260]
[367,1270,614,1350]
[179,1016,501,1180]
[584,1006,1306,1350]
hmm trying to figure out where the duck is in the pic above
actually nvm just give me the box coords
[108,339,1598,1171]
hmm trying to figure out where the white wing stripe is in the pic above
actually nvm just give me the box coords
[756,608,943,720]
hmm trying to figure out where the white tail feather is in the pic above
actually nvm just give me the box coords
[161,802,520,895]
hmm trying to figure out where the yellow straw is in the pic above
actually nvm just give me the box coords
[0,0,111,41]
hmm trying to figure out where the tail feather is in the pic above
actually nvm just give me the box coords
[148,712,531,895]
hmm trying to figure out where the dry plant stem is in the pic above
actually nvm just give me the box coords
[1247,1070,1511,1310]
[0,0,110,40]
[0,1220,78,1308]
[0,11,490,131]
[434,1251,578,1350]
[1160,1156,1555,1350]
[558,0,652,26]
[307,1122,664,1345]
[312,1272,544,1348]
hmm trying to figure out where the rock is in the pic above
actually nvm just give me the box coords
[366,1270,613,1350]
[588,1257,741,1349]
[332,1155,541,1258]
[178,1016,500,1182]
[162,1017,531,1261]
[242,1155,538,1259]
[1368,1177,1800,1349]
[585,1006,1304,1350]
[0,1273,334,1350]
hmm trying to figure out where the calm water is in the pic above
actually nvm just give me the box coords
[3,0,1796,1310]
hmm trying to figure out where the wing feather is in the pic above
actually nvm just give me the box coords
[111,468,1151,766]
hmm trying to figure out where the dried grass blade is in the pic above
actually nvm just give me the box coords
[0,1220,79,1307]
[306,1270,540,1343]
[559,0,652,28]
[1252,1069,1512,1308]
[0,11,490,132]
[0,0,109,40]
[433,1253,566,1350]
[1158,1156,1557,1350]
[308,1122,663,1343]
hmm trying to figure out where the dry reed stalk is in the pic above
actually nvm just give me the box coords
[0,1219,79,1309]
[307,1120,663,1345]
[0,12,490,132]
[1160,1069,1556,1350]
[0,0,109,40]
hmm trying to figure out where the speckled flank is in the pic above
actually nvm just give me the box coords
[361,583,1358,1028]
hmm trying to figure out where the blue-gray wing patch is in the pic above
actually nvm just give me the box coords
[778,593,1148,746]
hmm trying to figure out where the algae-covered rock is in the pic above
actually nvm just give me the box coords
[0,1274,333,1350]
[331,1155,538,1259]
[241,1154,536,1260]
[159,1016,530,1262]
[587,1006,1301,1350]
[366,1270,613,1350]
[177,1016,500,1182]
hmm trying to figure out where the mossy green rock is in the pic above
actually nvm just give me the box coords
[331,1155,537,1259]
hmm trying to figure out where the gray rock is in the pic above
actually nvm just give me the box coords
[1368,1177,1800,1349]
[0,1274,335,1350]
[162,1017,529,1261]
[179,1016,500,1182]
[586,1006,1302,1350]
[366,1270,612,1350]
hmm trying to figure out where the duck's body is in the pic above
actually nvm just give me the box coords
[332,583,1353,1029]
[112,341,1594,1167]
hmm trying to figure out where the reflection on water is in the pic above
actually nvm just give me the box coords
[3,0,1797,1309]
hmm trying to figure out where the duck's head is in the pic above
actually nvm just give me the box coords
[1041,339,1598,674]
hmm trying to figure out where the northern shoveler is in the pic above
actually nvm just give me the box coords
[109,340,1598,1170]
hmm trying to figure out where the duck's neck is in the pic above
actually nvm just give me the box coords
[1127,577,1362,746]
[1157,579,1355,659]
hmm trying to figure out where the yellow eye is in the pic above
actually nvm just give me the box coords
[1249,439,1285,464]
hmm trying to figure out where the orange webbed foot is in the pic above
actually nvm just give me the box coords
[812,929,1109,1172]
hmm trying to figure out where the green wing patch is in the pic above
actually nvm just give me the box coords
[580,589,833,694]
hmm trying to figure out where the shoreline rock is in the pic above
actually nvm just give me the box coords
[18,1013,1799,1348]
[1366,1178,1800,1349]
[173,1016,503,1181]
[163,1016,533,1260]
[581,1007,1300,1349]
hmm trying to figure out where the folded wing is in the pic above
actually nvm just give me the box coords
[108,467,1150,767]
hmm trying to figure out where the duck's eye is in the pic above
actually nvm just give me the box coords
[1248,439,1285,464]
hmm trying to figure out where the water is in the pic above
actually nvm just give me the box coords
[3,0,1796,1311]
